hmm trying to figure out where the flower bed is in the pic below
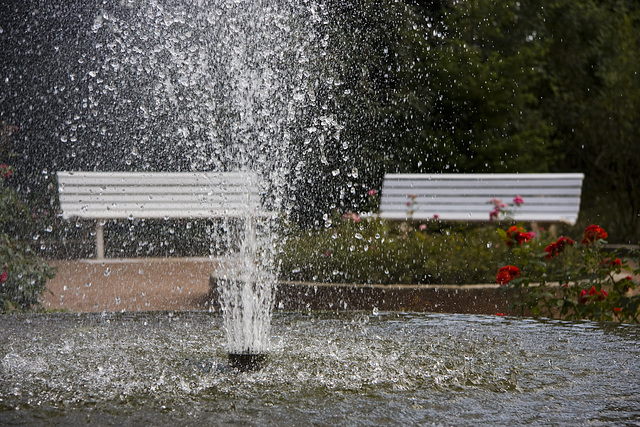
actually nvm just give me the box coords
[278,207,639,322]
[278,212,558,286]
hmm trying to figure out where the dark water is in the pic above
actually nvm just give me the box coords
[1,311,639,426]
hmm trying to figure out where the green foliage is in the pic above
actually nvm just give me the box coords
[421,0,556,173]
[0,234,55,313]
[1,123,56,313]
[497,225,640,323]
[278,215,544,285]
[542,0,640,241]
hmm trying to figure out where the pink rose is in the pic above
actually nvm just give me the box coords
[0,164,11,179]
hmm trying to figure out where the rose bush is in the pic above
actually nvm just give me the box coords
[497,224,639,323]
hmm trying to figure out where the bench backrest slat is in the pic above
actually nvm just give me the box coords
[57,171,263,219]
[379,173,584,224]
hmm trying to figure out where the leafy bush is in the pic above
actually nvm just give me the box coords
[1,124,56,312]
[495,224,640,323]
[0,234,55,313]
[278,213,555,285]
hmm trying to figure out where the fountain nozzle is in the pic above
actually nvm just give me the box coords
[228,352,267,372]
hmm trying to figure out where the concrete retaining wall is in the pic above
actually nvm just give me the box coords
[210,277,518,315]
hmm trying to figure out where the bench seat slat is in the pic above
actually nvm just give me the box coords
[61,202,260,212]
[62,201,259,210]
[381,211,580,222]
[386,173,584,180]
[381,204,581,213]
[62,210,268,220]
[383,181,584,189]
[385,195,577,209]
[382,188,582,196]
[57,171,253,185]
[59,186,258,195]
[58,194,261,204]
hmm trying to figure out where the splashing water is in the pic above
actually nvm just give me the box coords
[65,0,327,355]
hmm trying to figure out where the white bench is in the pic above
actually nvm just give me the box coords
[57,171,268,259]
[379,173,584,226]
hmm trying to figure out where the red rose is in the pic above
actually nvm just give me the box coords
[544,236,575,259]
[496,265,520,285]
[0,270,7,283]
[504,225,535,247]
[601,258,622,272]
[581,225,608,246]
[579,286,608,304]
[579,288,587,304]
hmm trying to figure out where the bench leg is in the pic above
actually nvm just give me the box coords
[96,221,105,260]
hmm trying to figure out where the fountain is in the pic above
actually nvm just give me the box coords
[1,0,640,424]
[72,0,315,369]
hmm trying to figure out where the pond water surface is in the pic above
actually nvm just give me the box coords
[1,311,639,426]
